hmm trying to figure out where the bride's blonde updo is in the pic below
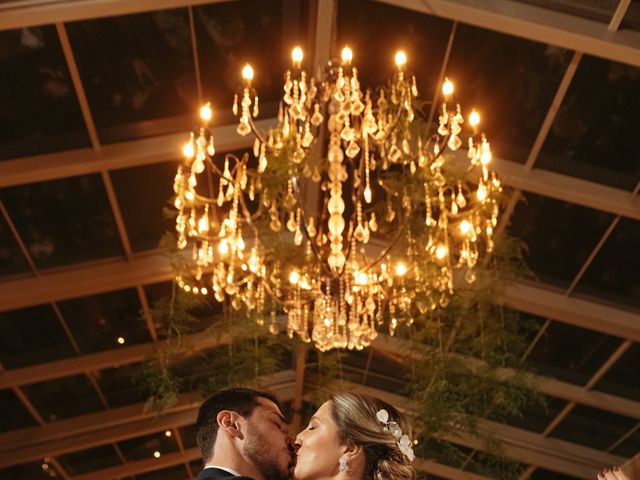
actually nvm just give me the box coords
[329,393,416,480]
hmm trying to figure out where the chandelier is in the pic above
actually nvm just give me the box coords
[172,46,502,351]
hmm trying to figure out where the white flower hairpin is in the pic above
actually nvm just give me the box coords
[376,409,415,461]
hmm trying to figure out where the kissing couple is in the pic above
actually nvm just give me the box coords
[195,387,416,480]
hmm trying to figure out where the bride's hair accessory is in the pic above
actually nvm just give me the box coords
[376,409,415,461]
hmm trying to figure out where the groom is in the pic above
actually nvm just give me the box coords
[195,387,296,480]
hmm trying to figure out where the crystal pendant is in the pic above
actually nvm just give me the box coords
[346,141,360,158]
[237,120,251,136]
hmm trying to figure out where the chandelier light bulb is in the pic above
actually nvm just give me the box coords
[394,50,407,69]
[442,77,454,97]
[469,109,480,128]
[182,142,194,158]
[242,64,254,83]
[459,219,472,235]
[395,261,408,276]
[218,240,229,255]
[199,102,213,122]
[289,270,300,285]
[477,183,488,202]
[341,46,353,64]
[291,46,304,67]
[435,244,448,260]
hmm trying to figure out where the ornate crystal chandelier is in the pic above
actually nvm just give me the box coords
[172,45,502,351]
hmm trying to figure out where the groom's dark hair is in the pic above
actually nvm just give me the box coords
[196,387,282,462]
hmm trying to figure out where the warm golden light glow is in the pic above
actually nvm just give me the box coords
[117,336,125,345]
[341,46,353,64]
[394,50,407,68]
[291,46,303,66]
[395,261,408,276]
[165,430,172,437]
[435,244,448,260]
[459,219,472,235]
[242,64,254,81]
[182,142,194,158]
[218,240,229,255]
[199,103,213,122]
[442,77,454,97]
[469,109,480,128]
[289,270,300,285]
[153,451,161,458]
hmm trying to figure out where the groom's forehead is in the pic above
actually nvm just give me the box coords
[253,397,284,418]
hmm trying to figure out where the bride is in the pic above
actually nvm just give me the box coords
[294,392,416,480]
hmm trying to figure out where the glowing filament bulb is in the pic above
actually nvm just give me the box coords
[442,77,454,97]
[218,240,229,255]
[289,270,300,285]
[356,271,368,285]
[394,50,407,69]
[341,46,353,64]
[199,103,213,122]
[153,451,161,458]
[435,244,448,260]
[459,219,472,235]
[469,109,480,128]
[291,46,303,67]
[182,142,195,158]
[198,213,209,233]
[395,261,408,276]
[242,64,254,83]
[476,183,488,202]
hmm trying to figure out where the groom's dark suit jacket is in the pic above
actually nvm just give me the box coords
[197,467,255,480]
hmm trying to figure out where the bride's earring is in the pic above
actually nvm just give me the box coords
[339,455,348,473]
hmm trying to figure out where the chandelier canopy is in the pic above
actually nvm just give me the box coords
[172,45,502,351]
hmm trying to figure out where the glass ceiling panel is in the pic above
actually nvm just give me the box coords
[22,373,105,421]
[445,24,570,164]
[611,427,640,458]
[537,55,640,191]
[0,304,75,369]
[194,0,286,123]
[574,217,640,309]
[336,0,452,101]
[0,461,49,480]
[0,213,31,279]
[66,8,196,144]
[550,404,636,450]
[110,160,177,253]
[58,444,122,476]
[526,321,622,385]
[594,342,640,401]
[178,424,198,449]
[57,288,149,354]
[499,394,567,433]
[507,193,614,289]
[530,468,581,480]
[0,26,90,160]
[117,430,180,462]
[0,388,38,432]
[0,174,123,269]
[96,362,146,408]
[513,0,617,23]
[137,464,189,480]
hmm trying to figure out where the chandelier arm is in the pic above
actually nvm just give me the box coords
[362,225,406,274]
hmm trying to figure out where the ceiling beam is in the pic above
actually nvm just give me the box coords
[0,330,228,389]
[0,0,236,30]
[0,119,272,189]
[376,0,640,68]
[502,281,640,342]
[2,252,638,341]
[371,335,640,420]
[0,371,296,469]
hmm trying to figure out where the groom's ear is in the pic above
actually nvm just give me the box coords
[217,410,245,440]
